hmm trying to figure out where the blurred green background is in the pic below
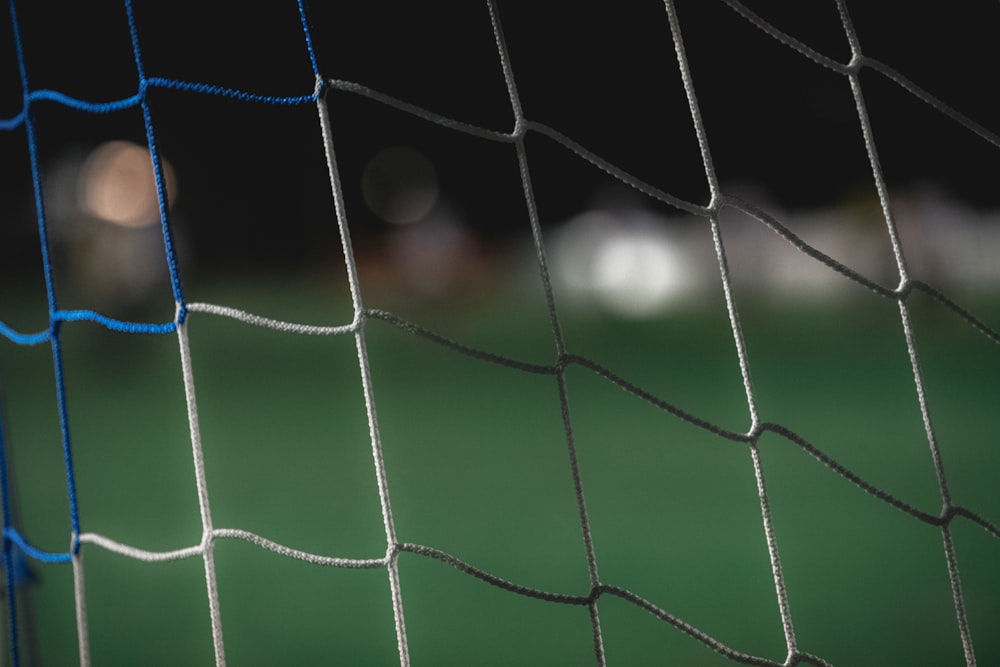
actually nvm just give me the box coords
[1,272,997,666]
[2,3,1000,664]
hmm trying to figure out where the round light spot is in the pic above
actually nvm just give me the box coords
[361,146,439,225]
[78,140,177,228]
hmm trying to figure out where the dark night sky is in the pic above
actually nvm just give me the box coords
[2,1,1000,270]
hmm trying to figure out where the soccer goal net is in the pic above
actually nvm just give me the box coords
[1,0,998,665]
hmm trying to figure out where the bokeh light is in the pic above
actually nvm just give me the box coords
[361,146,439,225]
[77,140,178,228]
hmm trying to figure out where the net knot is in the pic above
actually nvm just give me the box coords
[512,118,527,139]
[938,503,955,525]
[707,190,724,215]
[174,301,188,326]
[555,354,571,373]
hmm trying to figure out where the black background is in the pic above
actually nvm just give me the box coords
[2,0,999,270]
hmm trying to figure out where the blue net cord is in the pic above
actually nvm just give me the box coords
[0,0,323,663]
[2,0,997,665]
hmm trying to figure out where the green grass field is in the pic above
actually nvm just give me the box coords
[1,272,998,666]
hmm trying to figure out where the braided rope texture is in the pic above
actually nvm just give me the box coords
[0,0,997,665]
